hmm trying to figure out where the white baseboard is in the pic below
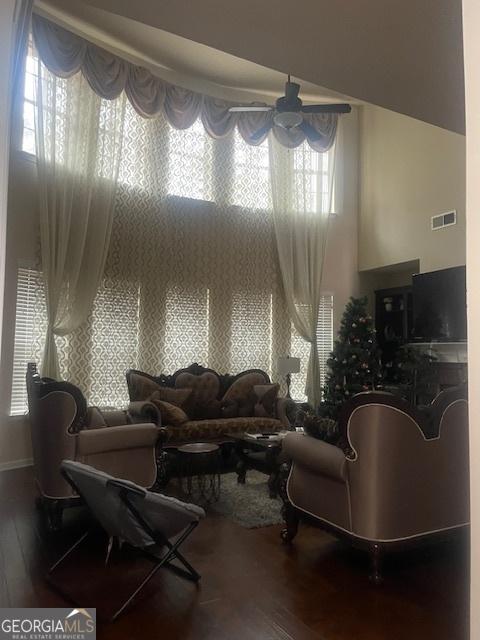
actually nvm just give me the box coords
[0,458,33,472]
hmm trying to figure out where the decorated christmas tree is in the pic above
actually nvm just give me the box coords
[320,296,383,419]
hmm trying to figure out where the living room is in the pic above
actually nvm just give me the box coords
[0,1,474,638]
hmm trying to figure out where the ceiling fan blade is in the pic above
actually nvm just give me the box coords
[228,106,273,113]
[301,103,352,114]
[298,120,322,141]
[251,122,272,141]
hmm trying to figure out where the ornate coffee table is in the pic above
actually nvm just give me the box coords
[227,432,286,498]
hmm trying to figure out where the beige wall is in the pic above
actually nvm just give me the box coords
[0,1,16,372]
[0,153,38,468]
[0,3,34,469]
[359,105,466,275]
[463,0,479,637]
[324,108,360,330]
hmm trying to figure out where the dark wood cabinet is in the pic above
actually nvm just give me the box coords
[375,286,413,352]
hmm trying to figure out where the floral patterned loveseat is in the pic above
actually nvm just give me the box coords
[126,363,290,446]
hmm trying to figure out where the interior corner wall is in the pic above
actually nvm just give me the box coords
[358,104,466,275]
[0,3,35,470]
[0,1,16,371]
[0,153,38,468]
[323,107,360,332]
[463,0,480,636]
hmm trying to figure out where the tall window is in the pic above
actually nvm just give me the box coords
[293,144,332,213]
[289,296,334,402]
[10,269,47,415]
[22,38,38,155]
[11,48,335,414]
[163,286,210,369]
[167,119,214,201]
[231,129,270,210]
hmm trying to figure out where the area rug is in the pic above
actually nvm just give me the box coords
[208,471,283,529]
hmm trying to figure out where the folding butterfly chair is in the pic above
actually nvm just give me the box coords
[48,460,205,621]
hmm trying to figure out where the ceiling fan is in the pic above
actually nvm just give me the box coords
[228,75,351,141]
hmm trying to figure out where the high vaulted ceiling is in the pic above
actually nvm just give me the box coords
[39,0,465,133]
[36,0,353,107]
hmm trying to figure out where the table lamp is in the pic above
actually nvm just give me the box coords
[278,356,301,399]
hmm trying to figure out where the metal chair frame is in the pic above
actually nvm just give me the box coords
[47,469,201,622]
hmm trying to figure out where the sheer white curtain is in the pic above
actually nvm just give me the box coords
[9,0,33,147]
[269,133,336,406]
[35,56,125,378]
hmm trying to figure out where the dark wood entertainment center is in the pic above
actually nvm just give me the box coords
[375,285,467,399]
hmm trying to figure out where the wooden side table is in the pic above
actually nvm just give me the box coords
[177,442,221,504]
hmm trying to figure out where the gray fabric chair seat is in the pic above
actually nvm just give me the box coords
[61,460,205,547]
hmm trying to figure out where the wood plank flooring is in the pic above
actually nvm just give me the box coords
[0,466,469,639]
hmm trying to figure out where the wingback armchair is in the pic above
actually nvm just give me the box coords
[27,363,163,529]
[280,387,469,582]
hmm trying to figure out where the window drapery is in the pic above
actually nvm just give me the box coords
[65,111,292,405]
[12,22,338,408]
[31,13,337,152]
[269,134,336,406]
[9,0,33,147]
[34,53,125,377]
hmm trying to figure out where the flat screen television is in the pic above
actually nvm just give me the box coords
[412,266,467,342]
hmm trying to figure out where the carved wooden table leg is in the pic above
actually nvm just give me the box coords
[234,441,248,484]
[155,448,171,489]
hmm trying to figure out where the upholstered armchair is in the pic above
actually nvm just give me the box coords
[280,387,469,582]
[26,363,163,529]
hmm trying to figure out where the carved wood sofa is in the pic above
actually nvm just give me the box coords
[126,363,290,446]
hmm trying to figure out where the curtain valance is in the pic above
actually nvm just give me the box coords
[32,13,337,151]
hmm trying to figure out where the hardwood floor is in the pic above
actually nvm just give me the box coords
[0,466,469,639]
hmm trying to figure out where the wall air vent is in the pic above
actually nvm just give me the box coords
[431,210,457,230]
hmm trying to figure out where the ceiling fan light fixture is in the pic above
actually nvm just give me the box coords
[273,110,303,130]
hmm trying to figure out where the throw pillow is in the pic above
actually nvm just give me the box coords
[175,372,221,420]
[221,398,239,418]
[86,406,108,429]
[303,413,339,444]
[129,372,163,401]
[237,391,256,417]
[194,399,222,420]
[149,387,192,409]
[149,399,189,427]
[253,383,280,418]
